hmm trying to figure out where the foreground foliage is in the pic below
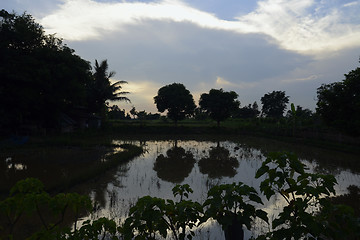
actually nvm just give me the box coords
[1,152,359,240]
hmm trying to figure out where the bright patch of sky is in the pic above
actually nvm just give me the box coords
[182,0,258,20]
[2,0,360,113]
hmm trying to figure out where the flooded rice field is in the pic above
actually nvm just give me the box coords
[66,138,360,239]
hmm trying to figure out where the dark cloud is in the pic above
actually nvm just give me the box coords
[69,20,309,84]
[67,20,319,111]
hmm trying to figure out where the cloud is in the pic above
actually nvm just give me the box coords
[236,0,360,55]
[343,1,359,7]
[281,74,319,83]
[36,0,360,112]
[215,76,258,90]
[215,76,233,86]
[40,0,360,56]
[68,17,341,111]
[40,0,238,40]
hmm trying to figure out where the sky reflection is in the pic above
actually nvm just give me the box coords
[79,139,360,239]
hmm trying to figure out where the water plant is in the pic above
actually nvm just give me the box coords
[203,182,268,240]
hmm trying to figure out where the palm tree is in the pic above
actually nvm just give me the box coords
[88,60,130,116]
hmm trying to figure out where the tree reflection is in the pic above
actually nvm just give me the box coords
[198,143,239,178]
[153,146,195,183]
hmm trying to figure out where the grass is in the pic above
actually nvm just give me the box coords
[0,135,143,194]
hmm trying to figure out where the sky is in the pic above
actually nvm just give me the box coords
[3,0,360,114]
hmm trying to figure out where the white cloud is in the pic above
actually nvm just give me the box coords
[40,0,360,56]
[41,0,239,40]
[215,76,233,86]
[343,1,359,7]
[237,0,360,55]
[281,74,319,83]
[215,76,259,90]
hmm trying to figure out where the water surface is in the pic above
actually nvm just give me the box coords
[72,138,360,239]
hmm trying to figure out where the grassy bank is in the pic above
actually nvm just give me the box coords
[104,118,360,154]
[0,136,143,194]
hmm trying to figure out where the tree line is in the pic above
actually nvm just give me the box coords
[152,67,359,135]
[153,84,304,126]
[1,10,359,136]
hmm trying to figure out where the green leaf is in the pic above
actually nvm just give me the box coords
[256,209,268,223]
[255,165,269,178]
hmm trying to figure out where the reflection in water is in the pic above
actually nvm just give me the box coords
[3,138,360,239]
[77,139,360,240]
[0,145,120,192]
[199,144,239,178]
[154,146,195,183]
[5,157,28,171]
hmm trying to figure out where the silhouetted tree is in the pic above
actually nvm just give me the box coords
[317,61,360,134]
[260,91,289,119]
[286,105,313,120]
[153,146,195,183]
[107,105,129,119]
[199,89,240,126]
[194,107,208,120]
[87,60,130,117]
[130,106,137,119]
[198,143,239,178]
[154,83,196,125]
[0,10,92,132]
[233,101,260,119]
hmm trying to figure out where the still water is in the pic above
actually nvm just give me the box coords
[70,138,360,239]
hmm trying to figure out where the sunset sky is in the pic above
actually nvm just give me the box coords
[3,0,360,113]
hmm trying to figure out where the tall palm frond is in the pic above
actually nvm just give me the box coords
[109,80,131,102]
[88,60,131,114]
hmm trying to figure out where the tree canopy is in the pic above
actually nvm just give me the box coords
[0,10,93,132]
[317,62,360,134]
[154,83,196,125]
[260,91,289,119]
[0,10,129,134]
[233,102,260,119]
[199,89,240,126]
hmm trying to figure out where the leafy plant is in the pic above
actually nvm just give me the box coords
[121,184,203,240]
[71,217,119,240]
[316,200,360,240]
[168,184,203,240]
[0,178,92,239]
[122,196,168,239]
[255,151,337,239]
[203,182,268,240]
